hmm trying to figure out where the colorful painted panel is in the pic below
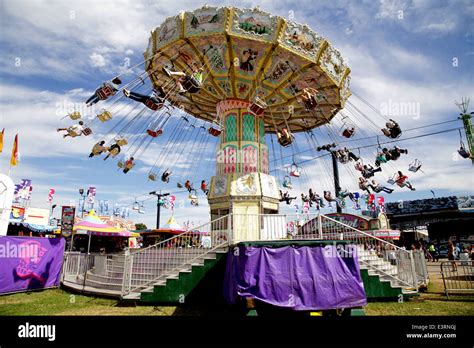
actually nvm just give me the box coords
[225,114,237,142]
[261,148,269,174]
[242,113,256,141]
[242,145,258,173]
[231,8,279,41]
[319,45,347,85]
[222,145,237,174]
[281,22,324,58]
[235,173,258,195]
[155,16,181,50]
[260,173,278,198]
[212,175,229,197]
[184,7,225,37]
[259,118,265,143]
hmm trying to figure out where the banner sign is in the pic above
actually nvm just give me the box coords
[0,236,65,294]
[60,206,75,237]
[24,208,50,226]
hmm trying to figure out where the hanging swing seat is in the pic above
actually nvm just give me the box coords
[147,129,163,138]
[189,194,197,200]
[96,84,116,100]
[458,142,471,159]
[132,202,139,211]
[277,129,293,147]
[81,127,92,136]
[408,159,422,173]
[117,160,124,169]
[182,75,202,94]
[340,117,356,138]
[148,172,158,181]
[387,174,397,185]
[145,99,163,111]
[248,97,267,116]
[342,128,355,138]
[97,110,112,122]
[68,111,81,120]
[282,175,293,189]
[208,127,222,136]
[177,183,183,188]
[115,138,128,146]
[289,163,301,177]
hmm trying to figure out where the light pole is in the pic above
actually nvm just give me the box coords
[78,188,88,218]
[149,191,169,229]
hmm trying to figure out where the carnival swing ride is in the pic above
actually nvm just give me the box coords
[57,6,473,215]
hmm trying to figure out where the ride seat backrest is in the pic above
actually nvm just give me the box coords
[116,138,128,146]
[97,111,112,122]
[82,128,92,136]
[342,128,354,138]
[148,173,157,181]
[69,112,81,120]
[97,85,115,100]
[145,99,161,111]
[458,147,470,158]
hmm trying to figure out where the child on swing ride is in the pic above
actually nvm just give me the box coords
[300,87,319,110]
[201,180,209,195]
[161,170,172,183]
[57,121,85,138]
[381,119,402,139]
[123,157,135,174]
[279,190,296,205]
[394,171,416,191]
[371,179,394,194]
[362,164,382,178]
[103,142,121,161]
[89,140,108,157]
[309,188,325,208]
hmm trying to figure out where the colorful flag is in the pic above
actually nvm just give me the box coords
[10,134,19,166]
[47,189,55,203]
[87,187,96,204]
[0,128,4,153]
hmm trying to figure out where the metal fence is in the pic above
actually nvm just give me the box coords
[440,261,474,299]
[61,252,124,295]
[122,214,231,295]
[413,250,429,286]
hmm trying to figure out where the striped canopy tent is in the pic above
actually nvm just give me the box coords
[156,215,186,234]
[73,210,138,237]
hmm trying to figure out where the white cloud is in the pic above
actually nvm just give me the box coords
[89,53,107,68]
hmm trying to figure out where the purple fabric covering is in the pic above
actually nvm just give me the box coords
[224,244,367,311]
[0,237,65,294]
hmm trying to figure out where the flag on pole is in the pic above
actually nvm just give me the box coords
[10,134,19,166]
[0,128,4,153]
[47,189,55,203]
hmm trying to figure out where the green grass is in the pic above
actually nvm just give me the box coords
[365,280,474,316]
[1,275,472,316]
[0,288,176,316]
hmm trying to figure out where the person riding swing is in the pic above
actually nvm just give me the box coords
[277,128,293,147]
[163,62,203,95]
[161,169,172,183]
[381,119,402,139]
[123,86,166,111]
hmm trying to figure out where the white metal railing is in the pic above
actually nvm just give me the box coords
[122,214,231,295]
[301,214,418,289]
[230,213,320,243]
[440,261,474,299]
[62,252,124,293]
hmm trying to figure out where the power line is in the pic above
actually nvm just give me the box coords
[270,126,464,171]
[271,119,461,164]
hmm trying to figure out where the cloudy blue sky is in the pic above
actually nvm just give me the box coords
[0,0,473,229]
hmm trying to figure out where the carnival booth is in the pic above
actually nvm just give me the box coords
[71,211,139,253]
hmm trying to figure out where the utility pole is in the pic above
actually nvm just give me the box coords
[316,142,342,214]
[149,191,169,229]
[330,152,342,214]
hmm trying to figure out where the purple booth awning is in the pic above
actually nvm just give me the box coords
[224,244,367,311]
